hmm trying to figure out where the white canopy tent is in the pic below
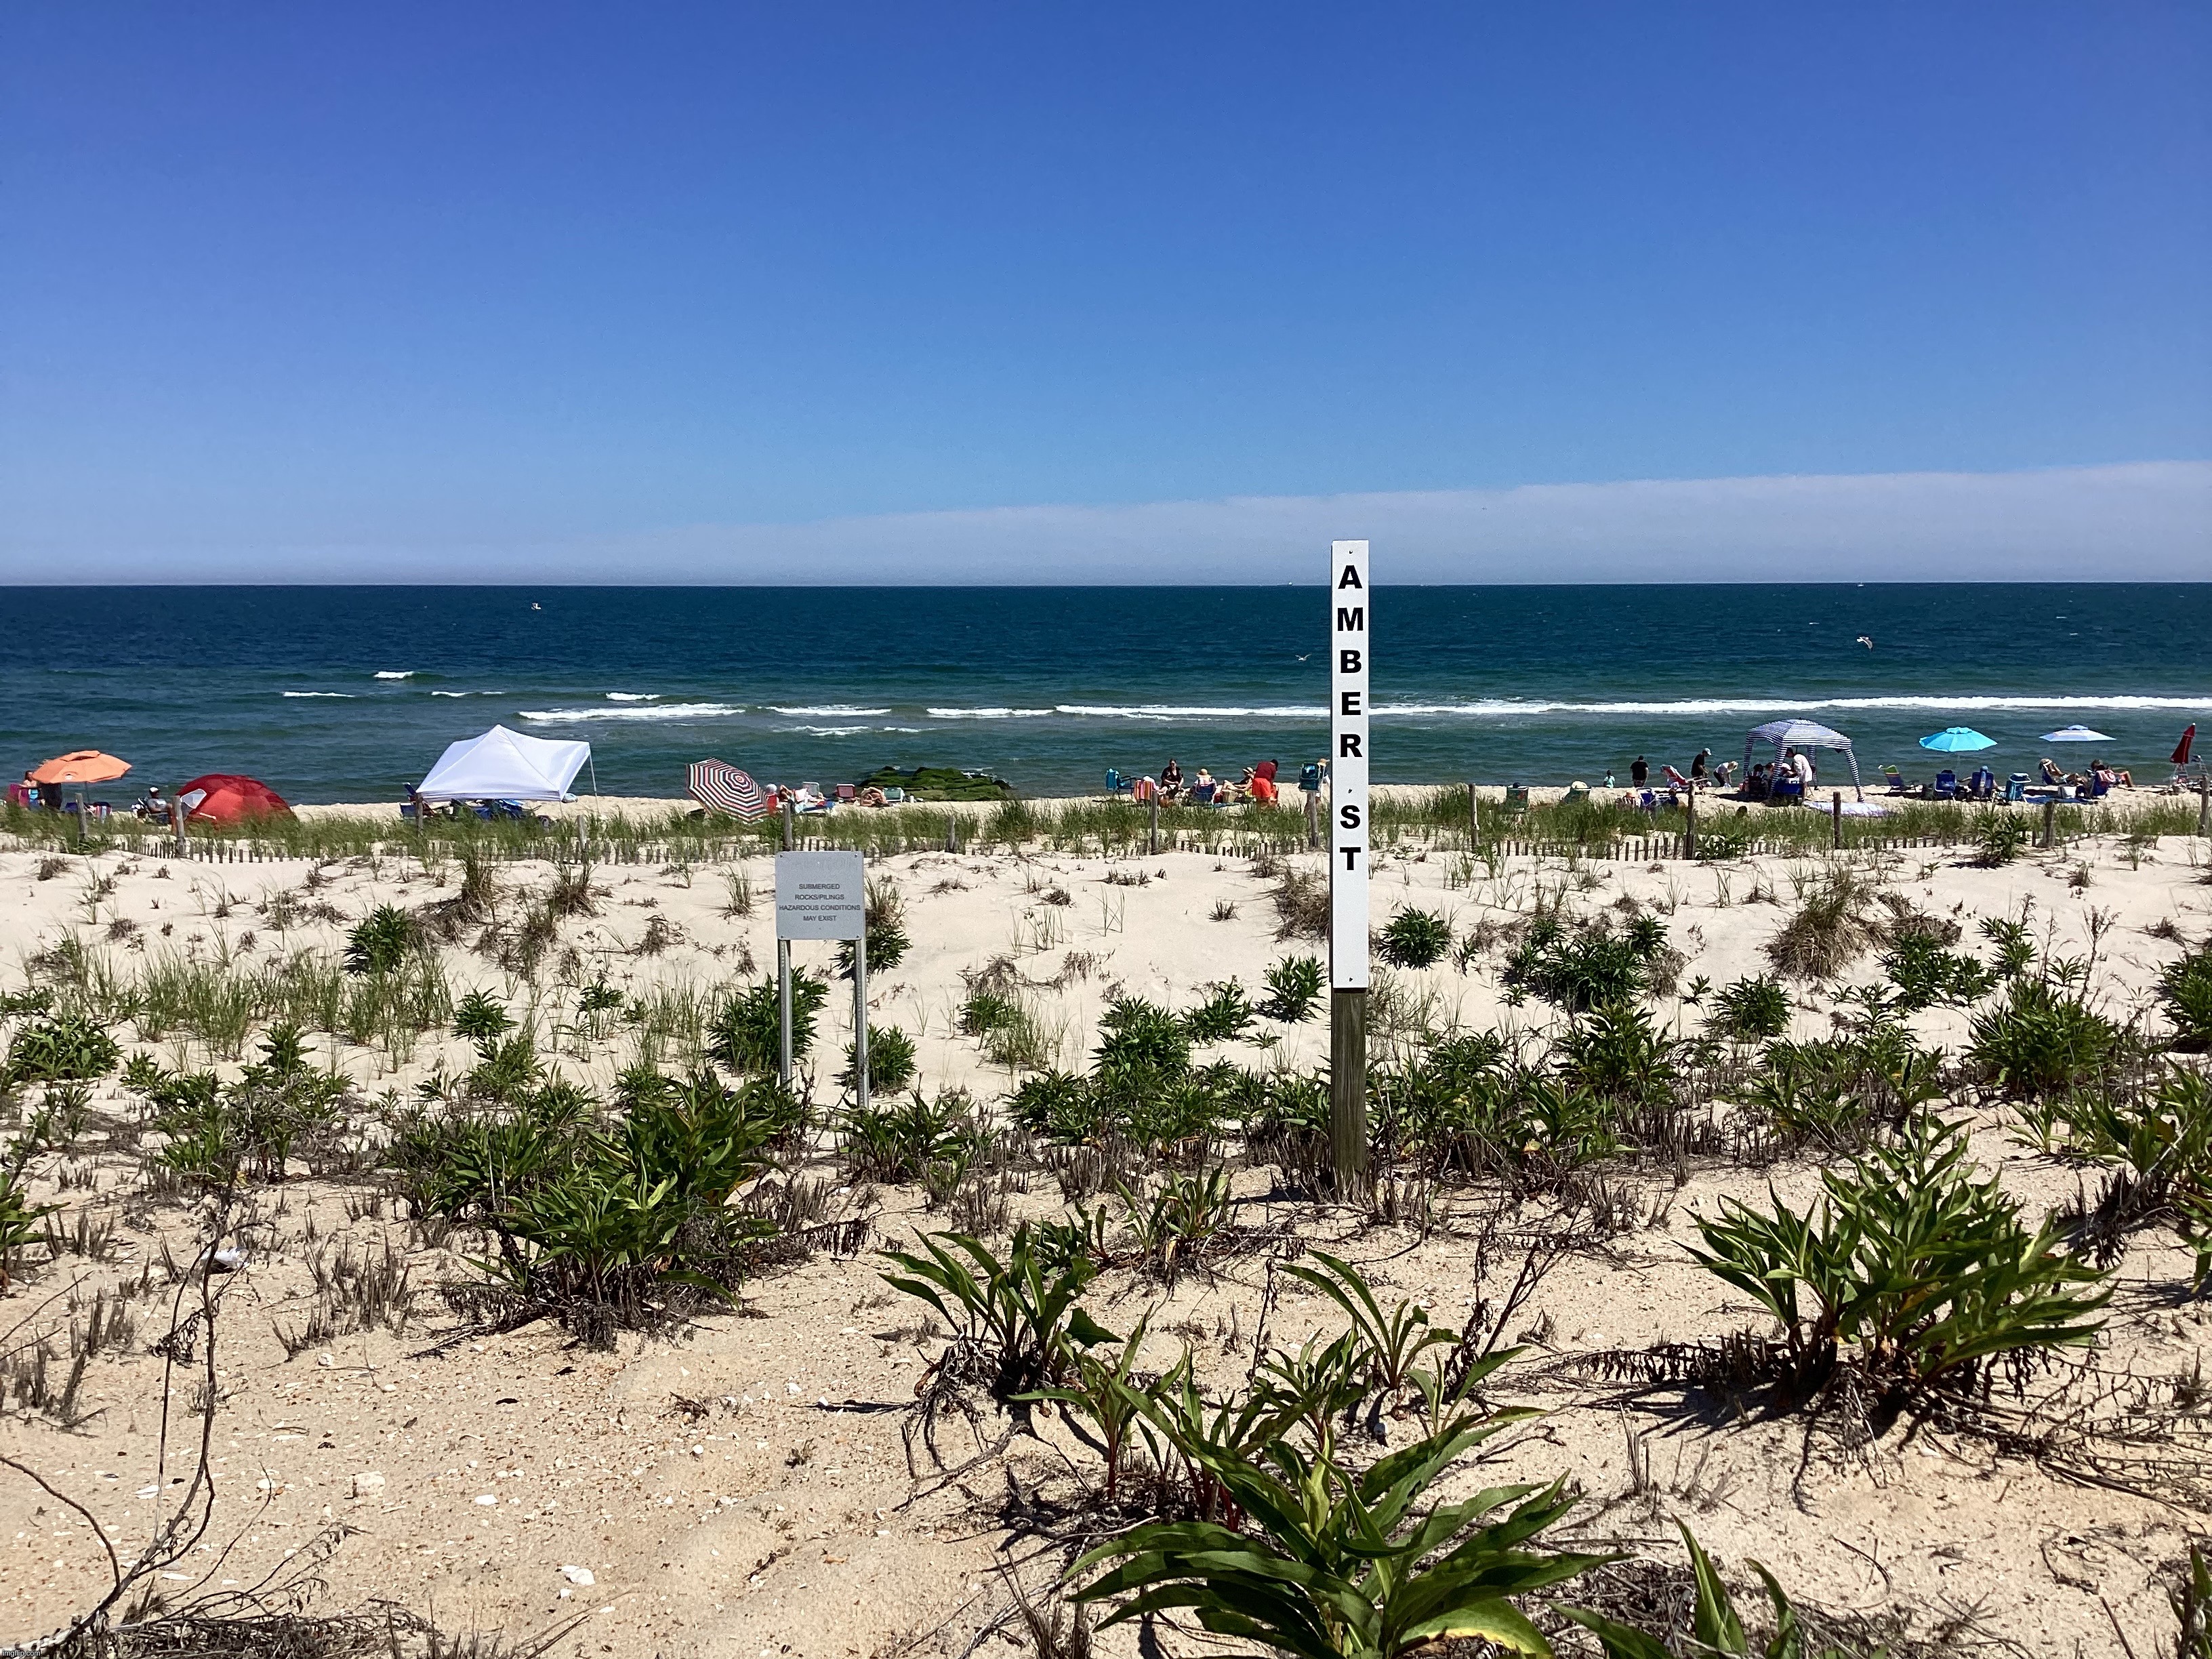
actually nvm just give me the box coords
[1744,718,1863,801]
[415,725,593,802]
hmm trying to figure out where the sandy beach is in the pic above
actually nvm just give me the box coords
[2,816,2209,1657]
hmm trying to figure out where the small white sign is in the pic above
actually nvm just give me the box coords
[776,851,865,940]
[1330,539,1369,991]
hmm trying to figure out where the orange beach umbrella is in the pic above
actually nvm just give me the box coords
[30,751,131,785]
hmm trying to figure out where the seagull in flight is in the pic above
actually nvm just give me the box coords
[1855,635,1875,650]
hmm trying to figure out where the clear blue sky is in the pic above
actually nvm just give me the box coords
[2,3,2207,577]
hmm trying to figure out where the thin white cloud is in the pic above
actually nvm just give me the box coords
[8,460,2207,582]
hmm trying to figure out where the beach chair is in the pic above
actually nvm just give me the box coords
[835,783,858,805]
[1105,769,1132,796]
[1967,767,1994,800]
[2005,775,2028,803]
[1131,776,1157,802]
[1767,776,1804,804]
[1189,783,1216,806]
[1932,770,1958,801]
[1503,785,1530,815]
[1663,765,1694,793]
[1878,765,1912,794]
[883,786,905,803]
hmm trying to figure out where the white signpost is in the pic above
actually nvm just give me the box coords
[775,851,869,1108]
[1328,539,1370,1185]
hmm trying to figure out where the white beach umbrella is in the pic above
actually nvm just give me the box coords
[2040,724,2113,743]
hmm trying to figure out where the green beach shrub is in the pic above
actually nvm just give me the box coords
[1183,979,1255,1044]
[345,904,421,976]
[1706,975,1792,1041]
[2160,939,2212,1051]
[1967,979,2125,1099]
[3,1012,120,1084]
[842,1025,918,1094]
[710,972,830,1073]
[1377,907,1454,969]
[1258,954,1324,1023]
[452,987,513,1043]
[1689,1113,2108,1395]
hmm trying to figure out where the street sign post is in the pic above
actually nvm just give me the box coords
[1328,539,1370,1189]
[775,851,868,1108]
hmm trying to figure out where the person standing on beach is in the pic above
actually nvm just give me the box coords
[1630,756,1649,787]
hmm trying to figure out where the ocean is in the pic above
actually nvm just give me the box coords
[1,585,2205,804]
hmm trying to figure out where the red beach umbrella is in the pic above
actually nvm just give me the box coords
[2176,724,2198,766]
[176,774,292,824]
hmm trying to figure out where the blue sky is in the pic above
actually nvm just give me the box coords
[2,3,2207,579]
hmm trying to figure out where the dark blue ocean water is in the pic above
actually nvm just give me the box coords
[1,586,2205,803]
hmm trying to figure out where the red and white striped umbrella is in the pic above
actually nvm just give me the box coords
[688,759,769,820]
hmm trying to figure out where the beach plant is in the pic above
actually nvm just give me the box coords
[1882,933,1997,1012]
[3,1012,120,1084]
[1688,1113,2109,1396]
[710,972,829,1072]
[346,904,422,976]
[842,1025,918,1094]
[0,1124,62,1289]
[837,879,911,977]
[1033,1311,1155,1504]
[452,987,513,1043]
[879,1223,1116,1431]
[1502,915,1656,1011]
[390,1066,794,1332]
[2159,937,2212,1051]
[842,1086,979,1183]
[1706,975,1791,1042]
[1978,912,2039,979]
[1560,1522,1843,1659]
[1007,1069,1103,1145]
[1281,1250,1457,1410]
[1183,980,1255,1044]
[1118,1164,1235,1282]
[1966,979,2125,1099]
[1556,1002,1677,1106]
[1260,954,1326,1023]
[1764,864,1887,981]
[1073,1349,1607,1658]
[1377,908,1454,970]
[1096,996,1192,1075]
[1973,812,2033,868]
[1271,869,1332,939]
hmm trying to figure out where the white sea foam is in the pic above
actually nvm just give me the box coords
[771,705,892,716]
[519,702,742,723]
[918,693,2212,722]
[283,691,355,699]
[372,671,415,680]
[605,692,661,702]
[780,724,869,737]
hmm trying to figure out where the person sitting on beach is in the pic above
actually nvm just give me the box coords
[1160,758,1183,800]
[2091,760,2131,791]
[134,783,167,822]
[1744,764,1771,800]
[2040,757,2068,787]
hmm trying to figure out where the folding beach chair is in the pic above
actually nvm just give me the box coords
[1932,770,1958,800]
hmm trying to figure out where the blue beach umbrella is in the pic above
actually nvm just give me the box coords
[2041,724,2112,743]
[1919,726,1996,753]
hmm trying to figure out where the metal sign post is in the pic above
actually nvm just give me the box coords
[774,851,867,1103]
[1328,539,1370,1191]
